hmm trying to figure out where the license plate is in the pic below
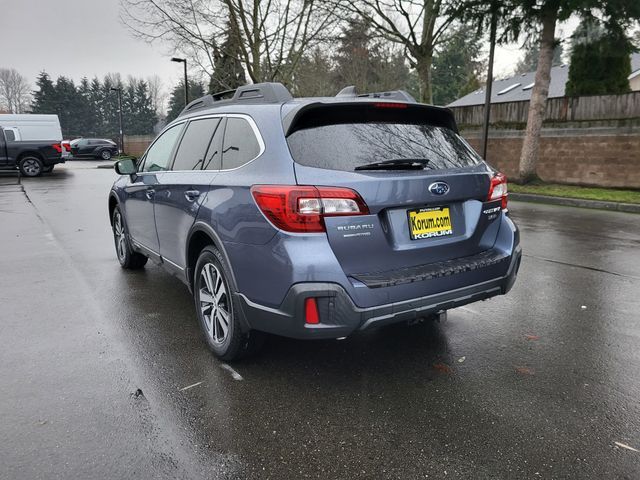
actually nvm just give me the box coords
[408,206,453,240]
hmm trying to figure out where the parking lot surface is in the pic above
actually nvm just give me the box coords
[1,162,639,479]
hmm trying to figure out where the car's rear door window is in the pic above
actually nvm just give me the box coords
[287,122,482,172]
[172,117,221,171]
[203,117,226,171]
[221,117,261,170]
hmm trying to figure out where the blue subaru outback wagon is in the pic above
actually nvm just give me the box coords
[108,83,521,360]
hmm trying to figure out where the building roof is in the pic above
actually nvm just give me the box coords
[447,52,640,107]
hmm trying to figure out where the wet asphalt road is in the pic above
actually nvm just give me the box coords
[1,161,639,479]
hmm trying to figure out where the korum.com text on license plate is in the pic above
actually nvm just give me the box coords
[408,206,453,240]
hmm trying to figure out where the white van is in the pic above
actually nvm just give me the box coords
[0,114,70,158]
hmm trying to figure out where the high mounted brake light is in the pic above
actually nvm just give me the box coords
[251,185,369,233]
[373,102,408,109]
[487,173,508,210]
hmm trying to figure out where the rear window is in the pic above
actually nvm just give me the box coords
[287,123,482,172]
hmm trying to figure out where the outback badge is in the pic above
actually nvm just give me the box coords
[429,181,450,196]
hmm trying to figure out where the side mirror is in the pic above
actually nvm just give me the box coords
[115,158,137,175]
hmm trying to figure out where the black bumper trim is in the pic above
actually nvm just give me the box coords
[350,248,510,288]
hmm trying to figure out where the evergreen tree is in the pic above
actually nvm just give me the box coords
[431,26,485,105]
[124,78,157,134]
[55,77,84,136]
[31,71,58,114]
[77,77,98,137]
[292,48,337,97]
[89,77,104,137]
[565,19,633,96]
[101,74,123,140]
[515,41,564,74]
[209,20,246,92]
[166,80,205,122]
[332,17,411,95]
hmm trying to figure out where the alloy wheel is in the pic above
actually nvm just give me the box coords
[199,263,230,345]
[113,211,126,260]
[22,159,41,176]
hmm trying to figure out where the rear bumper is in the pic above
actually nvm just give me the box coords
[237,244,522,339]
[43,155,64,166]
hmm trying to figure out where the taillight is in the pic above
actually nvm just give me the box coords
[487,172,508,209]
[251,185,369,233]
[52,143,62,153]
[62,141,71,152]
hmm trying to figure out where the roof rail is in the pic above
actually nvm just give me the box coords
[335,85,417,103]
[179,82,293,117]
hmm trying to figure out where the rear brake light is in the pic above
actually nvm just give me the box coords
[52,143,62,153]
[487,172,508,209]
[305,298,320,324]
[251,185,369,233]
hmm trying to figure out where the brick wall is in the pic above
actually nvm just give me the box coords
[463,128,640,189]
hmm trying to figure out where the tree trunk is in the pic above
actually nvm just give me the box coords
[518,8,557,183]
[416,55,433,104]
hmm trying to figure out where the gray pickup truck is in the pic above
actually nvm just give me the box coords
[0,126,64,176]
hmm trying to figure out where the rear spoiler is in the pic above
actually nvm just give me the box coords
[282,101,459,136]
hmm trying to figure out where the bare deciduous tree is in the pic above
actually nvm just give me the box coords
[146,74,167,115]
[121,0,338,87]
[0,68,32,113]
[334,0,458,103]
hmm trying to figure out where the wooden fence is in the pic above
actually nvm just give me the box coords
[450,91,640,127]
[123,134,154,157]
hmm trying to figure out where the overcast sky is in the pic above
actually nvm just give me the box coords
[1,0,180,86]
[2,0,579,97]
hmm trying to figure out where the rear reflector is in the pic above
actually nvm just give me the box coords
[251,185,369,233]
[487,172,508,209]
[305,298,320,324]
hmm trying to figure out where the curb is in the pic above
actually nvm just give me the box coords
[510,193,640,214]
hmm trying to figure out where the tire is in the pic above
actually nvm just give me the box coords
[42,165,54,173]
[194,246,264,361]
[19,156,43,177]
[112,206,148,269]
[99,149,112,160]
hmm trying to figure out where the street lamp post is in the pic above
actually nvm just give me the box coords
[110,87,124,155]
[171,57,189,107]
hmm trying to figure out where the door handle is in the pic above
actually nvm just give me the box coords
[145,188,155,200]
[184,190,201,201]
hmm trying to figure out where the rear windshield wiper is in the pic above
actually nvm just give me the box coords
[354,158,431,171]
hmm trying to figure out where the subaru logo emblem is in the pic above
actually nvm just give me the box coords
[429,182,449,196]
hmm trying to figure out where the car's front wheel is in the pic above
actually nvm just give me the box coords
[194,246,264,361]
[112,206,147,269]
[99,149,112,160]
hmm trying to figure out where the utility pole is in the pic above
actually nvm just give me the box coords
[171,57,189,107]
[110,87,124,155]
[481,6,498,160]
